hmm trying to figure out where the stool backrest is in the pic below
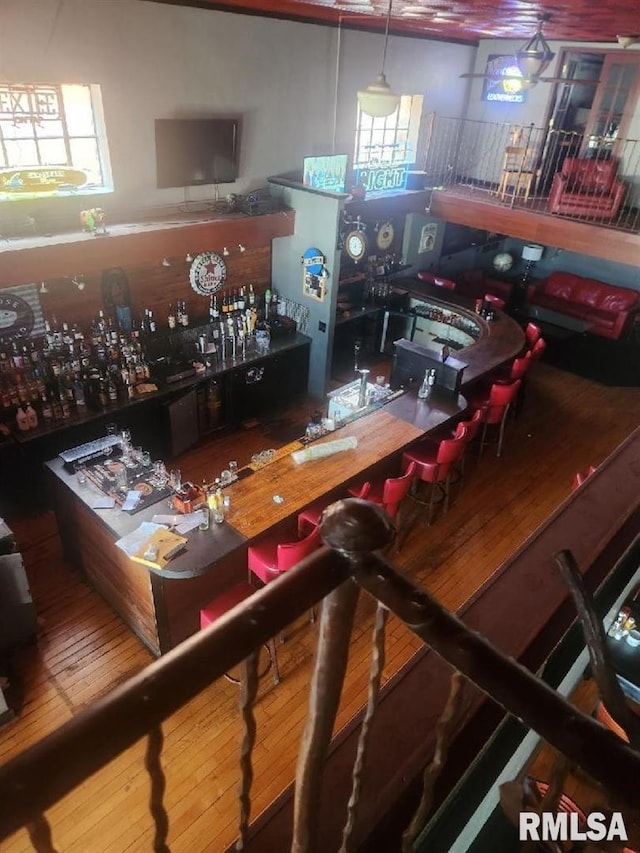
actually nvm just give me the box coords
[530,337,546,361]
[484,293,506,310]
[454,408,483,443]
[509,351,533,381]
[382,461,415,517]
[417,271,456,290]
[525,322,542,346]
[277,525,322,572]
[436,426,468,465]
[484,380,521,425]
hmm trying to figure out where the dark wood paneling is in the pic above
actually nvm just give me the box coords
[431,192,640,267]
[0,210,295,287]
[33,246,272,329]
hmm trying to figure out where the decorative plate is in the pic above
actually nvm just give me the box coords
[189,251,227,296]
[343,229,367,263]
[376,221,395,251]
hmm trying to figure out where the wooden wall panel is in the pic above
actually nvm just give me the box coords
[17,246,272,330]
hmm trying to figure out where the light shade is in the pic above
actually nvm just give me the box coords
[522,243,544,262]
[516,28,555,79]
[357,73,401,118]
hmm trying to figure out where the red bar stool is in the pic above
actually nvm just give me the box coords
[525,321,542,347]
[529,337,546,361]
[417,270,457,290]
[594,700,630,742]
[483,293,506,310]
[468,380,521,457]
[248,525,322,585]
[200,582,280,684]
[571,465,597,491]
[402,428,468,525]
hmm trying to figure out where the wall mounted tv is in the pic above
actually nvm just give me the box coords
[155,118,239,189]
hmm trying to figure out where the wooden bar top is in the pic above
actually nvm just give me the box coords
[225,397,465,541]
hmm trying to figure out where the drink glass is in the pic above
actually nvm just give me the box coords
[74,462,87,485]
[105,422,118,436]
[115,468,128,491]
[228,461,238,477]
[169,469,182,492]
[141,450,152,467]
[198,507,210,530]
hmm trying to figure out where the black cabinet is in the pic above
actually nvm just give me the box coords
[229,342,310,423]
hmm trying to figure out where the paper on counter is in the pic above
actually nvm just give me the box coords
[115,522,166,557]
[152,512,202,535]
[292,436,358,464]
[91,496,116,509]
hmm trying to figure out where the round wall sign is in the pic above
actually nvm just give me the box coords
[376,221,395,251]
[302,247,325,276]
[189,251,227,296]
[0,292,34,342]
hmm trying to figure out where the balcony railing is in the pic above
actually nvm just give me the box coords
[422,114,640,233]
[1,486,640,852]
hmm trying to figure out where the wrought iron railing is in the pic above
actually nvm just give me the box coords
[421,114,640,232]
[1,497,639,852]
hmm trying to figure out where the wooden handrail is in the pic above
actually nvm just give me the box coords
[0,546,350,842]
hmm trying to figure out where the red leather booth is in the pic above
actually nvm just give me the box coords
[527,272,640,340]
[548,158,626,220]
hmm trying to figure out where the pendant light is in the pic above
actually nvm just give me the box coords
[516,14,555,79]
[357,0,400,118]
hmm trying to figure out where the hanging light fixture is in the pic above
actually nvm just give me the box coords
[516,14,555,79]
[357,0,400,118]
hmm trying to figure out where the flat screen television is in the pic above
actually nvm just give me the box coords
[302,154,349,194]
[155,118,239,189]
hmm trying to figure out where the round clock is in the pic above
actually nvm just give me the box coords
[344,229,367,263]
[189,251,227,296]
[376,221,395,251]
[492,252,514,273]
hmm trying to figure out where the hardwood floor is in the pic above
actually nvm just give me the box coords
[1,361,640,852]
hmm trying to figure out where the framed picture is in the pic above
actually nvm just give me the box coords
[303,271,326,302]
[418,222,438,254]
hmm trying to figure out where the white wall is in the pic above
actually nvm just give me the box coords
[0,0,474,227]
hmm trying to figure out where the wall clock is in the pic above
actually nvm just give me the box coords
[344,229,367,263]
[376,221,395,251]
[189,251,227,296]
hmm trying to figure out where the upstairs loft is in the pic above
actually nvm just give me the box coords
[423,115,640,268]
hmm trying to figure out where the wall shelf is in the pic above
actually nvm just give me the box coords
[0,209,296,286]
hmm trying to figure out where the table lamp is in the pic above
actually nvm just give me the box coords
[521,244,544,285]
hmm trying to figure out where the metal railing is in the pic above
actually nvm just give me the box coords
[421,114,640,232]
[1,498,639,852]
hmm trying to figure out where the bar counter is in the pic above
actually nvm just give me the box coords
[46,388,466,655]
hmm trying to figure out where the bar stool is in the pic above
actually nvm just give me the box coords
[200,582,280,684]
[248,525,322,585]
[402,428,468,525]
[468,380,521,458]
[297,483,369,538]
[483,293,506,310]
[417,271,457,290]
[525,321,542,347]
[571,465,597,491]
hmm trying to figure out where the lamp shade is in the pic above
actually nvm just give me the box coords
[522,244,544,262]
[357,74,401,118]
[516,29,554,78]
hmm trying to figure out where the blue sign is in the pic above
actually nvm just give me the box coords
[482,55,527,104]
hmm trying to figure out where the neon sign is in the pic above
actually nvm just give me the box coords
[353,163,409,193]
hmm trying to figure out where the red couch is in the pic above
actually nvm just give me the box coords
[455,269,514,303]
[527,272,640,339]
[548,158,626,219]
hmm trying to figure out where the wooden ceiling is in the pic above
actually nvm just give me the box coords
[148,0,640,44]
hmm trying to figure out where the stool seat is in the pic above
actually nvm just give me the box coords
[200,582,280,684]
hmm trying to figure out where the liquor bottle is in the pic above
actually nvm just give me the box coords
[248,284,256,308]
[180,301,189,327]
[209,295,219,322]
[16,404,29,431]
[233,289,239,312]
[168,304,176,330]
[238,286,246,311]
[40,392,53,422]
[25,402,38,429]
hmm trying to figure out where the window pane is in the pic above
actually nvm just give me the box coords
[62,85,96,135]
[35,119,65,138]
[70,137,102,182]
[5,139,38,166]
[38,138,68,165]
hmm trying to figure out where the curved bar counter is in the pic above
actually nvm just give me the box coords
[45,292,525,655]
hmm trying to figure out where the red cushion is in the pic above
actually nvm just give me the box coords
[200,582,255,628]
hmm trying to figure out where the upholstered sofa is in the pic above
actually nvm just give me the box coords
[526,272,640,340]
[548,158,626,219]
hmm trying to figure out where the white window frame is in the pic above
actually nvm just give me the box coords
[0,82,113,199]
[354,94,423,169]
